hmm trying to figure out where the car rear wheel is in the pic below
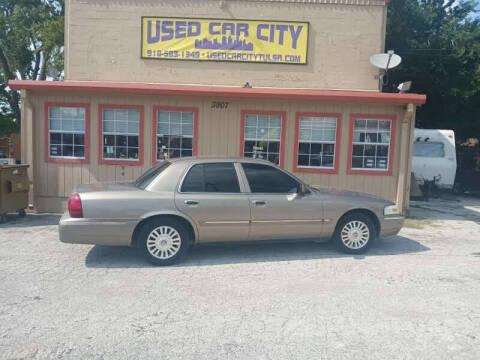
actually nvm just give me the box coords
[333,213,376,254]
[138,218,190,266]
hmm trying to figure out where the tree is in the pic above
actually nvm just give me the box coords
[385,0,480,141]
[0,0,64,135]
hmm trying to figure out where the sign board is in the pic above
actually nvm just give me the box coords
[141,17,309,64]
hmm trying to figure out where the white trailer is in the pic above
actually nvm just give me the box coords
[412,129,457,189]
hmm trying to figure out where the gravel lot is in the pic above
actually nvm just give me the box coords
[1,195,480,359]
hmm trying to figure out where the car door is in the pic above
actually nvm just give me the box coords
[240,162,324,241]
[175,162,251,243]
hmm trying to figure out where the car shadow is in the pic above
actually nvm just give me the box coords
[0,214,61,228]
[85,235,430,268]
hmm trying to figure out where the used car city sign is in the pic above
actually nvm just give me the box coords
[141,17,309,64]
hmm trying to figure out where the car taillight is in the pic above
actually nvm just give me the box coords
[68,193,83,218]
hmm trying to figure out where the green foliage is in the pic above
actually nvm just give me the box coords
[0,0,64,135]
[385,0,480,141]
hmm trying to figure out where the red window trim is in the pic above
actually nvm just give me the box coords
[239,110,287,168]
[293,112,342,174]
[44,102,90,164]
[347,113,396,176]
[98,104,144,166]
[152,106,199,165]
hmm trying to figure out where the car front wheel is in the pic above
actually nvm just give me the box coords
[334,213,376,254]
[138,218,190,266]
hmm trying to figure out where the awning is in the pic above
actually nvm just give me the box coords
[8,80,426,105]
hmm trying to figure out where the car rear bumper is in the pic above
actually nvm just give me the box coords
[380,216,404,237]
[59,212,137,246]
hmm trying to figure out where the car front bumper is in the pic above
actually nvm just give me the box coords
[380,216,405,237]
[59,212,137,246]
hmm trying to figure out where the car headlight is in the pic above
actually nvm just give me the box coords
[384,205,400,216]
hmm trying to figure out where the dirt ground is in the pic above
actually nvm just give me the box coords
[0,194,479,359]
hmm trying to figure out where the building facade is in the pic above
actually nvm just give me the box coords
[10,0,425,213]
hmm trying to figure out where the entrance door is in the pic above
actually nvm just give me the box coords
[240,162,324,240]
[175,162,251,243]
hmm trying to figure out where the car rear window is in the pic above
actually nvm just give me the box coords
[181,163,240,193]
[135,161,170,189]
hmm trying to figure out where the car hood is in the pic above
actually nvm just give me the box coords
[311,186,393,205]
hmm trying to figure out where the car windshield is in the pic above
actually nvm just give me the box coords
[134,161,170,189]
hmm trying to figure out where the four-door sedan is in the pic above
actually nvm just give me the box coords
[59,157,404,265]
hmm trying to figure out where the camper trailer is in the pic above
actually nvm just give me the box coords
[412,129,457,189]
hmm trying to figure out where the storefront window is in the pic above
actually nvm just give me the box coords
[351,118,392,170]
[102,109,140,161]
[48,106,86,159]
[243,113,282,165]
[156,110,194,160]
[297,116,337,169]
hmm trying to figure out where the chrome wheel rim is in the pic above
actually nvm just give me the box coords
[146,226,181,260]
[341,220,370,250]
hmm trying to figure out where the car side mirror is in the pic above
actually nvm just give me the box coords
[298,184,309,195]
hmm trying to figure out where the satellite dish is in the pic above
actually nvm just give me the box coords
[370,51,402,70]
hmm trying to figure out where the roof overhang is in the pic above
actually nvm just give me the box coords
[8,80,426,105]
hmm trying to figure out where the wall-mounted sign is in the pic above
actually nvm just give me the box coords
[141,17,309,64]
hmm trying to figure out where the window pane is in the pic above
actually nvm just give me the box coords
[322,156,334,167]
[127,148,139,159]
[50,119,62,131]
[242,163,299,194]
[74,134,85,146]
[50,133,62,144]
[267,142,279,153]
[128,122,139,134]
[63,145,73,157]
[310,155,321,167]
[103,109,115,120]
[258,115,269,127]
[269,116,281,128]
[245,115,257,127]
[352,156,363,168]
[116,135,127,147]
[128,136,139,147]
[182,137,193,150]
[181,164,204,192]
[158,122,169,134]
[298,155,309,166]
[204,163,240,193]
[158,111,169,122]
[50,144,61,157]
[366,119,378,130]
[170,112,181,123]
[353,145,364,156]
[103,120,115,132]
[63,133,73,145]
[354,119,366,130]
[74,146,85,158]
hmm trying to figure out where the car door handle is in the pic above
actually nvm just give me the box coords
[252,200,267,206]
[184,200,199,206]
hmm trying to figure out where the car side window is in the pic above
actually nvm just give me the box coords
[181,163,240,193]
[242,163,300,194]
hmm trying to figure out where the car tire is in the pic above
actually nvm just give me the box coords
[333,213,376,254]
[138,218,190,266]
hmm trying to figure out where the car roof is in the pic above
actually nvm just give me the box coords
[167,156,276,165]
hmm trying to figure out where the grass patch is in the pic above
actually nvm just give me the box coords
[404,218,438,229]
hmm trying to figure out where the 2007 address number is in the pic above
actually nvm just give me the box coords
[211,102,229,109]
